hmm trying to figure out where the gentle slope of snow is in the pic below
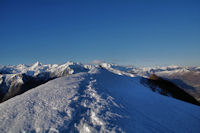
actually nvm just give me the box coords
[0,68,200,133]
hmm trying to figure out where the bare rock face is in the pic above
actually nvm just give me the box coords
[149,74,160,80]
[141,74,200,106]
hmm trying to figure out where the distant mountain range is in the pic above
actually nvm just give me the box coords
[0,62,200,104]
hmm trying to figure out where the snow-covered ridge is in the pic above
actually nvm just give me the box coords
[0,68,199,133]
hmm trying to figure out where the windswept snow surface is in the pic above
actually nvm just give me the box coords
[0,68,200,133]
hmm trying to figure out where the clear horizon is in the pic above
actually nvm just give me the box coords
[1,0,200,67]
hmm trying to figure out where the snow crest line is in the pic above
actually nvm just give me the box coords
[64,75,125,133]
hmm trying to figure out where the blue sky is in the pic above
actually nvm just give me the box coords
[0,0,200,66]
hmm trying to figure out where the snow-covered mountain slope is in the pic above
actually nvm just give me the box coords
[0,68,200,133]
[100,63,200,102]
[98,63,200,101]
[0,62,89,102]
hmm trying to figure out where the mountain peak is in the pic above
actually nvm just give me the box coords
[33,61,42,66]
[30,61,42,69]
